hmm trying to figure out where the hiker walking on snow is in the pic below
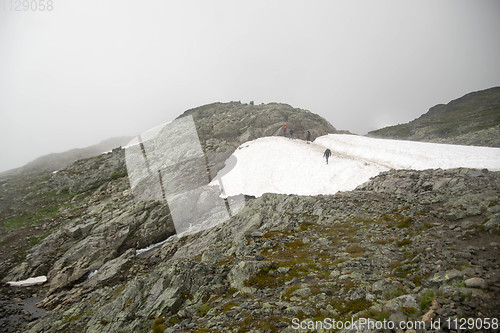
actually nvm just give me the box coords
[306,130,311,143]
[282,123,287,136]
[323,148,331,164]
[289,129,294,140]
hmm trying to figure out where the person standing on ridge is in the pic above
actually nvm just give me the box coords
[289,129,294,139]
[306,130,311,143]
[323,148,331,164]
[282,123,287,136]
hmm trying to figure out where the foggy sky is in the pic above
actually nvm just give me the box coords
[1,0,499,172]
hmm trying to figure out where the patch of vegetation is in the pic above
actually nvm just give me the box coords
[323,221,358,239]
[112,285,126,299]
[122,299,133,310]
[63,311,84,322]
[216,254,235,266]
[221,300,239,312]
[284,239,306,251]
[28,231,51,246]
[346,245,364,257]
[262,231,281,239]
[300,222,314,231]
[364,308,392,321]
[1,206,58,231]
[329,298,373,319]
[378,213,413,228]
[152,316,167,333]
[198,303,211,316]
[383,286,406,300]
[421,221,433,230]
[111,169,128,180]
[396,238,412,247]
[283,284,301,298]
[167,315,181,325]
[402,306,418,317]
[375,239,391,245]
[244,264,277,289]
[419,290,435,310]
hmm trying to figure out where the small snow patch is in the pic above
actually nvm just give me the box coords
[136,235,175,255]
[7,276,47,287]
[87,270,98,279]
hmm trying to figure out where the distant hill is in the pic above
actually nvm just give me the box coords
[0,136,133,177]
[368,87,500,147]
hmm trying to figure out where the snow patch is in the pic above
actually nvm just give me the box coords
[7,276,47,287]
[136,235,175,256]
[315,134,500,171]
[210,135,500,198]
[87,270,98,279]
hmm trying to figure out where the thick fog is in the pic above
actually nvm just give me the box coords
[1,0,499,172]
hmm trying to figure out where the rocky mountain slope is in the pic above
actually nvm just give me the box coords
[0,102,339,331]
[1,101,498,332]
[3,167,498,332]
[368,87,500,147]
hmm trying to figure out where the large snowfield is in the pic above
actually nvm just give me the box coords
[213,134,500,197]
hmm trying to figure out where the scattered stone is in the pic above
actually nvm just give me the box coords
[464,277,487,289]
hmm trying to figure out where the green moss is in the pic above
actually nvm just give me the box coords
[419,290,435,310]
[402,306,418,317]
[111,169,128,180]
[244,264,277,289]
[262,231,281,239]
[198,303,211,316]
[221,300,239,312]
[396,238,412,247]
[28,231,51,246]
[283,285,301,298]
[329,298,373,319]
[284,239,306,250]
[300,222,314,231]
[167,315,181,325]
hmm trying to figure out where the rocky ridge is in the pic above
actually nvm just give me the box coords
[368,87,500,147]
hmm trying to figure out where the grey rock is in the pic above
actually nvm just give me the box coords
[464,277,487,289]
[383,295,418,312]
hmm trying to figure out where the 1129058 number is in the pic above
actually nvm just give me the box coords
[1,0,54,11]
[446,317,498,331]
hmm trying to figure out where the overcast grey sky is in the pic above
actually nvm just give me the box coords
[1,0,499,172]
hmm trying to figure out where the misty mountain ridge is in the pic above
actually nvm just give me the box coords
[5,86,499,179]
[368,87,500,147]
[0,95,499,332]
[0,136,133,178]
